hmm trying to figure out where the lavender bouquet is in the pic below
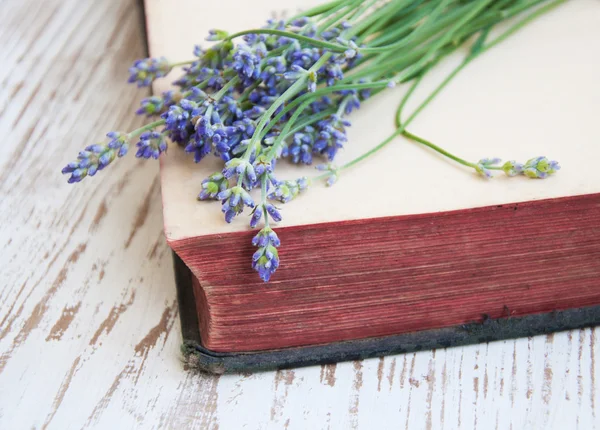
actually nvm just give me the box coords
[62,0,562,281]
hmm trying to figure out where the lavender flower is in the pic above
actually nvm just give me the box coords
[316,164,339,186]
[523,157,560,179]
[198,173,228,200]
[268,177,309,203]
[62,132,130,182]
[107,132,130,157]
[314,115,350,160]
[136,91,176,116]
[222,158,257,187]
[135,131,167,159]
[253,154,274,178]
[232,42,264,83]
[283,65,318,92]
[250,203,282,228]
[128,57,172,87]
[218,186,254,223]
[252,227,280,282]
[288,126,316,164]
[475,158,501,178]
[501,160,524,177]
[61,145,115,183]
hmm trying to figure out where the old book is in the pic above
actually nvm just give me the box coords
[144,0,600,373]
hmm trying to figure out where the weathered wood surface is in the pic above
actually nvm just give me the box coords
[0,0,598,428]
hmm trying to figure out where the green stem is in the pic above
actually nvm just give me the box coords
[363,0,431,45]
[224,29,348,52]
[260,175,270,228]
[316,0,362,31]
[287,0,345,22]
[213,75,240,100]
[127,120,165,139]
[484,0,567,51]
[169,60,195,68]
[392,0,568,171]
[266,99,313,159]
[394,75,423,128]
[364,0,453,54]
[402,130,476,168]
[322,0,564,180]
[256,79,392,142]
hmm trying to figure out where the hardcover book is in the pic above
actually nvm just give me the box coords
[144,0,600,373]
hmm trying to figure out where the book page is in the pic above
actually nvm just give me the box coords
[145,0,600,241]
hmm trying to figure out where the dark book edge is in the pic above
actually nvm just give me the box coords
[173,252,600,375]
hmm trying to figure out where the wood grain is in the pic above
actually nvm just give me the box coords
[0,0,598,429]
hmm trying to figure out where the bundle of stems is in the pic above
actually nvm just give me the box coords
[62,0,563,281]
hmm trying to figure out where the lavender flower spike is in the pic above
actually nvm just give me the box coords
[252,227,281,282]
[62,132,130,183]
[523,156,560,179]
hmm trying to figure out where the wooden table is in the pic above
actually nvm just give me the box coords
[0,0,597,428]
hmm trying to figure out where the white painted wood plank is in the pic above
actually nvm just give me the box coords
[0,0,598,429]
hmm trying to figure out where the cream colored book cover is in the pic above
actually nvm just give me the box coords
[145,0,600,242]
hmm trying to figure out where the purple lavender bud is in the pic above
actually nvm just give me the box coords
[87,164,98,176]
[85,144,105,153]
[250,207,263,228]
[98,150,116,168]
[265,203,282,222]
[61,162,79,174]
